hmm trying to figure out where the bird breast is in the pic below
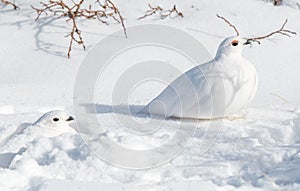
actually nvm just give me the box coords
[214,58,258,116]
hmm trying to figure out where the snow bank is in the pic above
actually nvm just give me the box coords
[1,0,300,190]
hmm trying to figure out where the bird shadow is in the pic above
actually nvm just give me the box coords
[80,103,183,122]
[80,103,214,124]
[186,28,226,39]
[81,103,146,117]
[0,147,26,168]
[0,7,68,58]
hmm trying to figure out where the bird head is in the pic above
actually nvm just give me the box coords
[33,110,75,128]
[216,36,249,59]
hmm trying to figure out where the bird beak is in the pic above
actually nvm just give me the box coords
[243,39,251,45]
[66,116,75,121]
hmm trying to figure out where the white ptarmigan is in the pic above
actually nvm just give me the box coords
[139,36,258,119]
[0,110,77,154]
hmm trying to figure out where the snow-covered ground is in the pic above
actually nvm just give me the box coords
[1,0,300,190]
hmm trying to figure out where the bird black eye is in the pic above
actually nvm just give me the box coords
[231,40,239,46]
[53,118,59,122]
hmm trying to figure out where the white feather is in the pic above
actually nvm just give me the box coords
[139,36,258,119]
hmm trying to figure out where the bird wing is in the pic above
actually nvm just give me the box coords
[140,61,215,118]
[0,125,37,153]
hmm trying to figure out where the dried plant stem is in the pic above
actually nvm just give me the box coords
[216,14,296,44]
[32,0,126,58]
[216,14,239,36]
[138,4,183,20]
[245,19,296,44]
[0,0,19,10]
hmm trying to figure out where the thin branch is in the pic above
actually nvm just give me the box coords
[0,0,19,10]
[105,0,127,37]
[138,4,183,20]
[138,4,162,20]
[161,5,183,19]
[273,0,282,6]
[245,19,296,44]
[95,0,127,37]
[270,93,289,104]
[32,0,127,58]
[216,14,239,36]
[32,0,86,58]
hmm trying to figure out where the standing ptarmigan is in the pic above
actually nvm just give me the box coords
[139,36,258,119]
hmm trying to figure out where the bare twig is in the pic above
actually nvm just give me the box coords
[264,0,283,6]
[138,4,162,20]
[96,0,126,37]
[245,19,296,44]
[32,0,127,58]
[216,14,239,36]
[107,0,126,37]
[161,5,183,19]
[0,0,19,10]
[216,14,296,44]
[270,93,289,103]
[138,4,183,20]
[297,3,300,9]
[273,0,282,6]
[32,0,86,58]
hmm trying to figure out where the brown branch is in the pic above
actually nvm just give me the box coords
[32,0,127,58]
[32,0,86,58]
[273,0,282,6]
[96,0,127,37]
[138,4,183,20]
[245,19,296,44]
[216,14,239,36]
[106,0,126,37]
[0,0,19,10]
[161,5,183,19]
[138,4,162,20]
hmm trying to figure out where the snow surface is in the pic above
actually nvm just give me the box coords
[1,0,300,190]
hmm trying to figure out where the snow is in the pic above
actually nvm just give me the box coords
[1,0,300,190]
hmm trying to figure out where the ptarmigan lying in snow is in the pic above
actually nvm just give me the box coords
[139,36,258,119]
[0,110,77,167]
